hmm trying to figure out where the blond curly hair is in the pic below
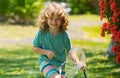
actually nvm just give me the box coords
[39,2,69,32]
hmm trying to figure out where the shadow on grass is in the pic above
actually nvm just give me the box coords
[0,45,44,78]
[0,45,120,78]
[81,48,120,78]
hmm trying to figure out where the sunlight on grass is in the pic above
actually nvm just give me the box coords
[82,25,111,39]
[72,39,109,49]
[0,24,38,40]
[0,44,44,78]
[76,25,111,46]
[1,44,120,78]
[82,25,101,37]
[0,14,120,78]
[69,14,104,21]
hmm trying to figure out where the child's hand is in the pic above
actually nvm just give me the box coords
[69,51,79,63]
[69,51,86,71]
[46,50,55,59]
[77,61,86,72]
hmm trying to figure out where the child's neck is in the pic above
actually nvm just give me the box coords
[49,29,59,36]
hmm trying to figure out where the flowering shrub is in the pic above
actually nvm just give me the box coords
[99,0,120,64]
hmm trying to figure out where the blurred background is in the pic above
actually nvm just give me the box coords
[0,0,120,78]
[0,0,99,25]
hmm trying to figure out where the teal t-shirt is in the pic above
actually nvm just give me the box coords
[33,29,71,67]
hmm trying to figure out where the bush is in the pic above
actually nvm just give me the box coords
[99,0,120,64]
[68,0,99,14]
[0,0,44,25]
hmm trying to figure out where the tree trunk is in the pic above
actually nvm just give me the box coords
[106,40,116,57]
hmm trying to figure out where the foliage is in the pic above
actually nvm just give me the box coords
[35,0,99,14]
[0,0,100,24]
[99,0,120,64]
[0,0,10,22]
[0,0,44,25]
[12,0,44,24]
[68,0,98,14]
[0,0,10,16]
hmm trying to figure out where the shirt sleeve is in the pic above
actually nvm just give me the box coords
[64,32,72,53]
[32,29,42,47]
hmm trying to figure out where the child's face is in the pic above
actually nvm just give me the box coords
[47,15,62,30]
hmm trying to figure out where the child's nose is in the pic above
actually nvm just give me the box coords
[52,19,57,24]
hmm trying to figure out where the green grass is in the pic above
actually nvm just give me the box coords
[0,45,44,78]
[72,39,109,48]
[0,24,38,40]
[0,44,119,78]
[69,14,100,21]
[0,14,120,78]
[82,26,101,38]
[81,25,110,39]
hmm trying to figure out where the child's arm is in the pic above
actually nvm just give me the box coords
[69,51,86,71]
[69,51,79,63]
[33,47,55,59]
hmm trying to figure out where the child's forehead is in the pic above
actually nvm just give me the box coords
[48,14,61,18]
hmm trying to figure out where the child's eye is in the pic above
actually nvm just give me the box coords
[48,17,61,21]
[56,18,61,21]
[56,18,60,20]
[50,18,53,20]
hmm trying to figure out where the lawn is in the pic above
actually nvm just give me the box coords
[0,14,120,78]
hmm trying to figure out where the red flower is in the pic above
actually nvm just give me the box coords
[99,0,120,64]
[112,12,119,22]
[100,31,105,37]
[109,24,117,34]
[112,31,120,43]
[99,0,106,20]
[112,45,120,54]
[116,55,120,64]
[100,21,111,37]
[110,1,117,11]
[112,45,116,52]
